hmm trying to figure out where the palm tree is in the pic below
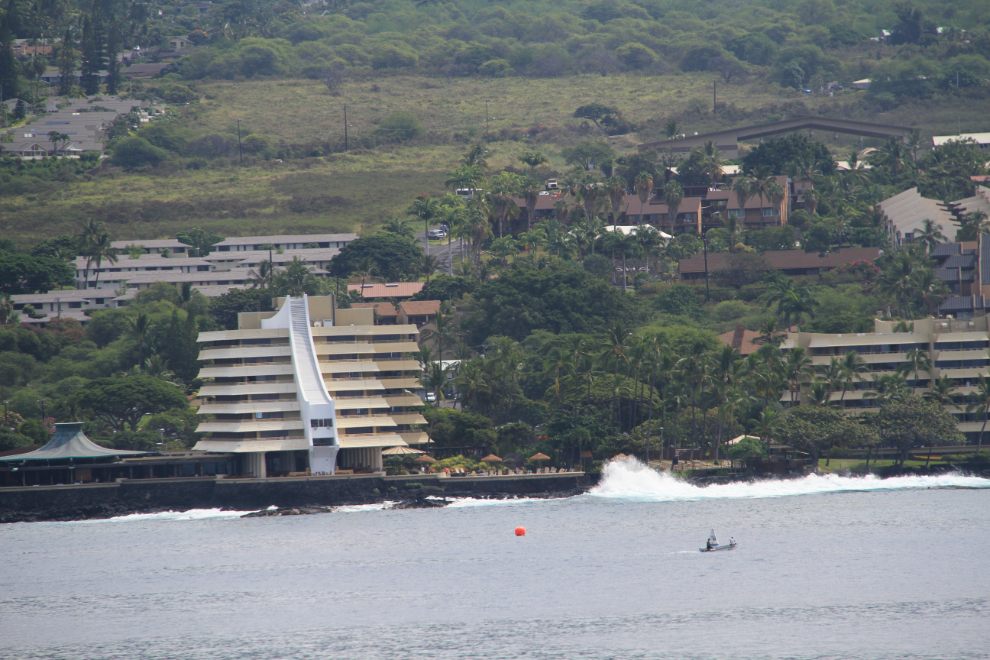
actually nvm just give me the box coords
[489,172,524,238]
[86,233,118,289]
[462,143,490,171]
[543,346,568,406]
[247,259,275,289]
[917,219,945,253]
[520,151,549,171]
[127,312,152,365]
[273,257,317,296]
[382,217,415,239]
[444,165,485,196]
[955,211,989,242]
[748,171,777,216]
[490,236,519,265]
[966,376,990,448]
[838,350,869,404]
[912,268,949,316]
[783,347,814,404]
[602,322,632,430]
[801,187,821,217]
[352,256,378,289]
[926,375,958,408]
[421,308,458,363]
[409,195,441,251]
[606,176,627,229]
[521,179,541,232]
[633,224,662,275]
[868,372,909,405]
[878,251,919,318]
[634,172,654,206]
[699,140,725,187]
[767,181,786,224]
[732,175,752,218]
[553,199,570,225]
[663,180,683,235]
[420,254,442,297]
[578,179,603,225]
[768,279,817,330]
[809,380,831,406]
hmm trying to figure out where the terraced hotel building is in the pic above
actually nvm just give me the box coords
[192,295,428,478]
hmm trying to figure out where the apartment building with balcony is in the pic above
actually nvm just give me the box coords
[193,295,427,478]
[783,316,990,441]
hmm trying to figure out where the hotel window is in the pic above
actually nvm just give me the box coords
[762,208,779,217]
[728,209,745,218]
[311,418,334,428]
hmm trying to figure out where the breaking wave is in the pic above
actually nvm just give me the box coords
[64,508,254,524]
[587,456,990,502]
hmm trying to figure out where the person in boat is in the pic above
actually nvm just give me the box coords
[706,539,712,551]
[730,537,736,546]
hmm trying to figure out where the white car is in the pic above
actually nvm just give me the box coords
[424,392,437,403]
[427,229,447,240]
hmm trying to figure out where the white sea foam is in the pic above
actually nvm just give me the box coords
[587,456,990,502]
[65,508,254,524]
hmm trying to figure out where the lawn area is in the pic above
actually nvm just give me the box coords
[6,72,990,248]
[816,458,947,473]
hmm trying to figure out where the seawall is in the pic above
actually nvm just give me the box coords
[0,472,600,523]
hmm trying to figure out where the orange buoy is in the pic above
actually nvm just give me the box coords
[515,526,526,536]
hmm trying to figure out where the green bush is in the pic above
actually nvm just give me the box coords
[109,137,168,170]
[375,111,424,142]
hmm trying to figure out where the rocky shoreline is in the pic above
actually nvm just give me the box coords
[0,474,596,524]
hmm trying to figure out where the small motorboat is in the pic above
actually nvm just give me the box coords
[700,529,737,552]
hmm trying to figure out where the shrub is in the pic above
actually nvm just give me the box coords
[375,111,424,142]
[109,137,168,170]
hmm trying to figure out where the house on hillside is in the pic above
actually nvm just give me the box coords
[678,247,881,282]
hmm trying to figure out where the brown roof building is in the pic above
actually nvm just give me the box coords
[718,325,763,355]
[347,282,425,299]
[398,300,441,327]
[350,302,399,324]
[679,247,881,281]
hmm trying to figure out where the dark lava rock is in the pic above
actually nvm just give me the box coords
[242,506,335,518]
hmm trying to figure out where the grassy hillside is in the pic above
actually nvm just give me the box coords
[4,72,990,247]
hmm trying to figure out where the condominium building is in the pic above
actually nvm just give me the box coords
[193,295,428,478]
[783,316,990,441]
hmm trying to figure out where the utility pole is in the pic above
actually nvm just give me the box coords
[343,104,348,151]
[235,119,243,165]
[702,231,711,303]
[485,99,490,139]
[713,79,717,118]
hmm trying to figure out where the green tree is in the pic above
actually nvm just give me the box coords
[329,233,422,282]
[0,252,74,296]
[772,405,875,465]
[376,111,424,142]
[76,375,188,432]
[109,137,168,169]
[462,261,635,343]
[878,394,962,465]
[177,228,225,257]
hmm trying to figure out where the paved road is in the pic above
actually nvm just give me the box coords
[415,226,464,275]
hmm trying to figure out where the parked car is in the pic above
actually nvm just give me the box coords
[424,392,437,403]
[428,229,447,240]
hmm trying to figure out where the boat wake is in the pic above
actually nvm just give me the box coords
[587,456,990,503]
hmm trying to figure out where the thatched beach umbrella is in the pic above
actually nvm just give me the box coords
[383,446,425,455]
[529,452,550,468]
[481,454,502,472]
[414,454,436,464]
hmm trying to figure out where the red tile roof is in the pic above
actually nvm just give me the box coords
[347,282,425,298]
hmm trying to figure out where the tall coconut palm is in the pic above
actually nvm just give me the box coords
[520,150,549,171]
[966,375,990,448]
[899,348,933,394]
[925,375,958,409]
[489,172,523,238]
[634,172,654,205]
[783,346,814,404]
[420,254,442,297]
[699,140,725,187]
[838,350,869,404]
[553,199,571,225]
[767,181,786,224]
[602,322,632,430]
[521,179,541,232]
[917,219,946,253]
[408,195,441,251]
[86,233,118,289]
[606,176,627,229]
[732,176,752,220]
[578,179,603,225]
[663,180,683,235]
[633,224,662,275]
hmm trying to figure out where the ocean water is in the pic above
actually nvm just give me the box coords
[2,459,989,660]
